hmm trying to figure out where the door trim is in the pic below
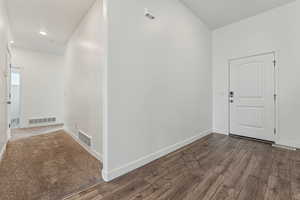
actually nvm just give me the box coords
[229,133,275,144]
[6,45,12,140]
[228,51,278,142]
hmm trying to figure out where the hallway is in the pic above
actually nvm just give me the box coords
[0,131,102,200]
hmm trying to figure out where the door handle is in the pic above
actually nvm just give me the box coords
[229,91,234,98]
[230,99,234,103]
[6,101,11,105]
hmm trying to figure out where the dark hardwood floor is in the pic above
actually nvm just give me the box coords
[64,133,300,200]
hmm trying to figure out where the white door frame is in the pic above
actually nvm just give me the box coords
[5,45,12,140]
[228,51,278,142]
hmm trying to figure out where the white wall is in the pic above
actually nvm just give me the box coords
[11,48,64,128]
[0,0,12,155]
[103,0,212,181]
[212,1,300,147]
[64,0,105,157]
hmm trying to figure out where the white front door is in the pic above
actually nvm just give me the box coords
[229,53,275,141]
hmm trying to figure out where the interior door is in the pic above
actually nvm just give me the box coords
[5,47,12,138]
[229,53,275,141]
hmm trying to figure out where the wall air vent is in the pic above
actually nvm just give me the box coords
[78,131,92,147]
[29,117,56,125]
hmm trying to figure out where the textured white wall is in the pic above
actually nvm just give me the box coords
[212,1,300,147]
[11,47,64,128]
[64,0,105,156]
[103,0,212,181]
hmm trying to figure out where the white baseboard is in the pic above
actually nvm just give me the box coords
[102,129,212,182]
[0,142,8,162]
[64,127,102,162]
[275,138,299,150]
[10,127,65,141]
[1,129,11,162]
[7,129,11,141]
[212,128,228,135]
[272,143,297,151]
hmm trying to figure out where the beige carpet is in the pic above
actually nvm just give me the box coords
[0,130,102,200]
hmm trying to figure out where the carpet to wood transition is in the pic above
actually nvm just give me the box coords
[1,132,300,200]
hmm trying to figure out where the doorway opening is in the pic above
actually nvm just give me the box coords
[10,67,21,128]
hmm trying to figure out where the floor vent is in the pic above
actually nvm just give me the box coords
[29,117,56,125]
[11,118,20,128]
[78,131,92,147]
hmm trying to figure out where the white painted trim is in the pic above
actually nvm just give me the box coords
[272,143,296,151]
[10,127,64,141]
[64,127,102,162]
[7,129,11,141]
[275,138,300,150]
[0,142,8,162]
[273,51,280,145]
[212,128,228,135]
[102,0,109,175]
[102,129,212,182]
[228,51,276,62]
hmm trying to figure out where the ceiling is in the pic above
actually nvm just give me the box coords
[181,0,295,29]
[6,0,96,54]
[6,0,295,54]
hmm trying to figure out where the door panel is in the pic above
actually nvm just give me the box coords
[237,62,263,98]
[229,54,275,141]
[236,107,264,128]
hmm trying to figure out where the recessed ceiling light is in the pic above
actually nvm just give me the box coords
[10,40,14,44]
[39,31,47,36]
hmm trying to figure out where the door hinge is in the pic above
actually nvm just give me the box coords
[274,128,277,135]
[273,60,276,67]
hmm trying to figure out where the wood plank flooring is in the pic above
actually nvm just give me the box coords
[64,133,300,200]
